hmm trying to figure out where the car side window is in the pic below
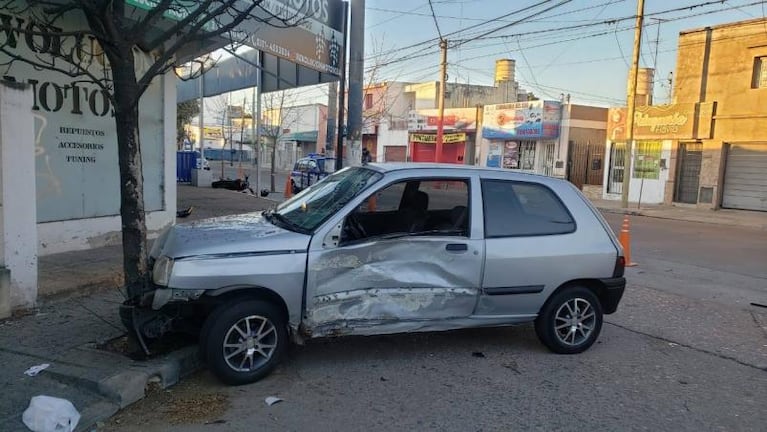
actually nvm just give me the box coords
[342,178,470,243]
[481,179,575,237]
[419,180,468,211]
[358,182,406,213]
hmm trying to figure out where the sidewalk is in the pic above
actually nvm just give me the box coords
[591,198,767,230]
[1,187,276,431]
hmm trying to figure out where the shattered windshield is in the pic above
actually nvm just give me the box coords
[268,167,383,232]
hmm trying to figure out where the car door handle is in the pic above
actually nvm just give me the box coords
[446,243,468,252]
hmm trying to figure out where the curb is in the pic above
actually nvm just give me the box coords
[595,206,767,230]
[95,345,202,409]
[61,344,202,431]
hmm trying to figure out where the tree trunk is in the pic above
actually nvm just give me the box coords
[270,141,276,192]
[112,54,150,301]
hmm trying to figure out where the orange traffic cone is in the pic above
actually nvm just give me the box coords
[284,177,293,198]
[619,214,638,267]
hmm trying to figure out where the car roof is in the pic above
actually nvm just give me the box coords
[363,162,551,179]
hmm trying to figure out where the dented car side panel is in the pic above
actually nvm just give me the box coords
[305,237,483,335]
[303,172,486,337]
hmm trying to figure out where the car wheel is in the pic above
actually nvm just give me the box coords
[535,286,603,354]
[203,300,288,385]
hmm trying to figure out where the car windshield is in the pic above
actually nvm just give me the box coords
[267,167,383,232]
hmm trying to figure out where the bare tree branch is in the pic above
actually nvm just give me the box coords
[128,0,175,39]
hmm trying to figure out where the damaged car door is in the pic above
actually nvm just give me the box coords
[304,175,484,336]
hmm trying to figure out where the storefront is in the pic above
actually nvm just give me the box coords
[407,108,478,163]
[480,101,562,175]
[602,103,714,205]
[409,132,468,163]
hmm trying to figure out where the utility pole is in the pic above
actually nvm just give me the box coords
[621,0,645,209]
[238,96,246,178]
[347,0,365,167]
[198,73,204,162]
[436,39,448,163]
[326,82,337,155]
[252,52,263,194]
[651,17,666,105]
[335,1,349,171]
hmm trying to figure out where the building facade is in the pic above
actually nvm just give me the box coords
[476,100,607,194]
[367,59,526,161]
[268,103,328,171]
[407,107,480,164]
[362,81,413,162]
[480,100,562,174]
[604,18,767,211]
[0,10,177,312]
[561,104,608,200]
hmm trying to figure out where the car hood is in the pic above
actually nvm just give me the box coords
[152,212,311,259]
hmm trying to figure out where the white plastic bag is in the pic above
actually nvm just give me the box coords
[22,395,80,432]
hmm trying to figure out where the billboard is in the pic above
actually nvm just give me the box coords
[606,103,714,141]
[482,101,562,140]
[127,0,345,76]
[408,108,478,132]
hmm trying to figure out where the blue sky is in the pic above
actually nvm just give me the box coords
[363,0,767,106]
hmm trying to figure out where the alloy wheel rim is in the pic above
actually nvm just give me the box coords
[223,315,278,372]
[554,298,596,346]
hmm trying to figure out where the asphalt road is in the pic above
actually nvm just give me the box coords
[107,202,767,432]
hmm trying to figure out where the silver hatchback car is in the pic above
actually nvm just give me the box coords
[124,164,626,385]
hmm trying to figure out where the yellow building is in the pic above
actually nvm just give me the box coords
[669,18,767,211]
[604,18,767,212]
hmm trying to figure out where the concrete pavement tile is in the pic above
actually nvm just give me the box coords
[0,291,125,359]
[0,350,118,432]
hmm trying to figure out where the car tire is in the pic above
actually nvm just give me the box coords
[202,300,288,385]
[535,286,603,354]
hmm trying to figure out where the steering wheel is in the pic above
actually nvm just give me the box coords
[346,213,368,239]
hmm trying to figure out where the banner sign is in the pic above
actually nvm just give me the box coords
[482,101,561,140]
[607,103,705,141]
[409,133,467,144]
[408,108,477,132]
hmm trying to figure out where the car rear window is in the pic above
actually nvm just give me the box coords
[481,179,575,237]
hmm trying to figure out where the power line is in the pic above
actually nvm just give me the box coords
[364,0,555,62]
[538,0,614,74]
[368,3,429,29]
[454,0,740,43]
[455,0,574,47]
[365,0,740,69]
[371,0,763,85]
[439,0,766,59]
[614,25,631,67]
[452,63,623,104]
[427,0,444,40]
[368,0,628,24]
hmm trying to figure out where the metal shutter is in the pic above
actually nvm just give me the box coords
[722,143,767,211]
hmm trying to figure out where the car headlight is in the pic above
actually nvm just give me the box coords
[152,255,174,286]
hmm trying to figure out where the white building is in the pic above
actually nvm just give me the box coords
[0,10,173,313]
